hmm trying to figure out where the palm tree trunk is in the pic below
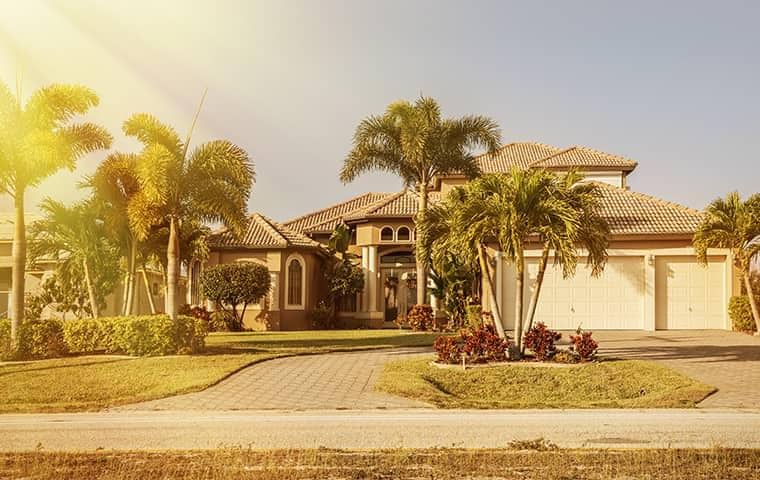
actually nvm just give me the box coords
[124,240,138,315]
[743,272,760,334]
[120,272,130,316]
[513,248,525,357]
[82,258,100,318]
[141,264,157,315]
[166,216,180,320]
[477,243,506,339]
[415,184,429,305]
[10,186,26,351]
[522,247,549,353]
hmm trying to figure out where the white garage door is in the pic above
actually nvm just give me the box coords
[655,256,726,330]
[528,256,645,330]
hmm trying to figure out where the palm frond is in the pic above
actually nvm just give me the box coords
[24,84,99,128]
[123,113,183,156]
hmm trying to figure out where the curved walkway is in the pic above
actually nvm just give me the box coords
[117,347,430,411]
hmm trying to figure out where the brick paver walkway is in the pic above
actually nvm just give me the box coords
[588,330,760,409]
[117,348,430,411]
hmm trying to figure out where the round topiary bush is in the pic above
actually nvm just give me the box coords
[728,295,757,333]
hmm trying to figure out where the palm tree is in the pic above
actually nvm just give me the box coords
[123,112,253,320]
[522,171,609,339]
[28,199,120,317]
[0,81,111,345]
[340,96,501,305]
[87,152,142,315]
[694,192,760,332]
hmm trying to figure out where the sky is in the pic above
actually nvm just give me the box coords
[0,0,758,221]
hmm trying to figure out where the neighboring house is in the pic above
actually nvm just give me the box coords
[196,142,739,331]
[0,214,167,319]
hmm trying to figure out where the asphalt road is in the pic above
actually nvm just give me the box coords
[2,409,760,451]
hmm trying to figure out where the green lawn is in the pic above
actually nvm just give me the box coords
[376,357,715,409]
[0,330,437,413]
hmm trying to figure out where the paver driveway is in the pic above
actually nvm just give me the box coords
[591,330,760,409]
[118,347,430,411]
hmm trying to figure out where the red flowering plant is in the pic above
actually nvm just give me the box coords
[434,324,510,364]
[523,322,562,361]
[569,329,599,362]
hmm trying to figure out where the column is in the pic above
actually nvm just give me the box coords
[368,246,378,313]
[361,246,369,312]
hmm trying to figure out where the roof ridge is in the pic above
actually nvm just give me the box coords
[529,146,576,167]
[361,189,409,215]
[283,191,392,226]
[593,182,701,215]
[254,213,290,246]
[472,141,562,161]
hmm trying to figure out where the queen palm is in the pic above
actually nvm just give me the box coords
[87,152,142,315]
[0,81,111,345]
[340,96,501,305]
[694,192,760,332]
[123,112,253,320]
[28,199,120,318]
[522,171,609,340]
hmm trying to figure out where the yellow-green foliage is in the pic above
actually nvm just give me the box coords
[63,315,207,356]
[728,296,757,333]
[0,318,68,360]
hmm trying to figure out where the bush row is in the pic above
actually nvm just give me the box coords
[0,315,207,360]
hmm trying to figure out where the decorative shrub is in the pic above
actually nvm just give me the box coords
[180,305,228,332]
[63,315,206,356]
[552,349,579,364]
[310,301,338,330]
[523,322,562,361]
[465,306,484,329]
[407,304,435,331]
[728,296,757,333]
[201,263,271,331]
[569,330,599,362]
[434,324,510,364]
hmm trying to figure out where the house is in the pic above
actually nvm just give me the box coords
[197,142,739,331]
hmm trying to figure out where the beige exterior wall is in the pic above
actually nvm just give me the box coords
[356,221,416,247]
[438,178,468,196]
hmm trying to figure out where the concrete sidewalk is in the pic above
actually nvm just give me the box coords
[3,409,760,451]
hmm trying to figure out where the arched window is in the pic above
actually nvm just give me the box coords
[380,226,394,242]
[285,255,305,309]
[397,226,411,242]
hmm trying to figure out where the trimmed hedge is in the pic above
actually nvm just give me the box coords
[63,315,207,356]
[1,315,207,360]
[0,318,68,360]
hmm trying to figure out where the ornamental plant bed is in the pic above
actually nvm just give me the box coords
[429,359,590,370]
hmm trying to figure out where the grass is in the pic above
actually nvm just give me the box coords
[0,330,437,413]
[376,357,715,408]
[1,448,758,479]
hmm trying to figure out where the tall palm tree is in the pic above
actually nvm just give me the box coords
[694,192,760,332]
[522,171,609,340]
[0,81,111,345]
[340,96,501,305]
[123,112,253,320]
[28,199,120,318]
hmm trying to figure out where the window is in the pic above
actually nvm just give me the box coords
[380,226,394,242]
[285,255,305,309]
[380,251,415,265]
[397,226,411,242]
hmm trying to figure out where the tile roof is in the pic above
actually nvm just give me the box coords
[209,213,323,249]
[474,142,637,173]
[284,192,391,234]
[594,183,702,236]
[345,190,442,221]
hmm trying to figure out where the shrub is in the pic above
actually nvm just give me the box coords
[552,349,579,364]
[201,263,271,331]
[180,305,228,332]
[0,318,68,360]
[434,324,510,364]
[569,330,598,362]
[407,304,434,332]
[465,306,485,329]
[63,315,207,356]
[523,322,561,361]
[728,296,757,333]
[310,301,338,330]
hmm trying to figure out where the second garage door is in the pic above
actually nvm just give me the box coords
[655,256,726,330]
[528,256,645,330]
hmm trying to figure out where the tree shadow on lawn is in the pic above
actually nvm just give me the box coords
[600,344,760,363]
[204,332,439,354]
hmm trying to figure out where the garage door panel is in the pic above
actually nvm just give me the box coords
[655,256,726,330]
[527,256,645,330]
